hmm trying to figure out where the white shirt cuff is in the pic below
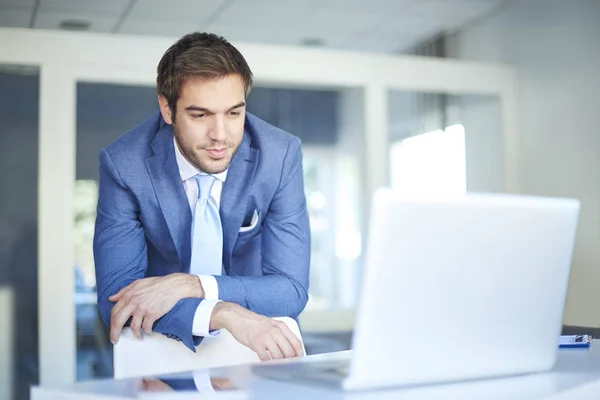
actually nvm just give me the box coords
[197,274,219,300]
[192,299,222,337]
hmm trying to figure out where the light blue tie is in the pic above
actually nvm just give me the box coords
[189,174,223,276]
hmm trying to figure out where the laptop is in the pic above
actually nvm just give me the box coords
[254,189,580,391]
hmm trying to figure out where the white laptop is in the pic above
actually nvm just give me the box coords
[254,189,580,391]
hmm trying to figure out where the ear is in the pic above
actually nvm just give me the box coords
[158,94,174,124]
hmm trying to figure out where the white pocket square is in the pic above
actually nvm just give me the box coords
[239,210,259,232]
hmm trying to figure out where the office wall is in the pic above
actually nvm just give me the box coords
[447,0,600,327]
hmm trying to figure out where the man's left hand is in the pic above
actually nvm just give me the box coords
[109,273,203,343]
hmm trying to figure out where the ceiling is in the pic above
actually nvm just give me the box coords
[0,0,507,53]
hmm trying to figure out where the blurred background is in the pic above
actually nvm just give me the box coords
[1,0,599,399]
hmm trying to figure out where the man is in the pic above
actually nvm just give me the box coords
[93,32,310,361]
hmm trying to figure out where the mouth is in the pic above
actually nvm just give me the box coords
[204,148,228,159]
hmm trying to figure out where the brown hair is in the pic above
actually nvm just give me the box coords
[156,32,253,118]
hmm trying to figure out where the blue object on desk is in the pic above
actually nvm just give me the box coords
[559,335,591,349]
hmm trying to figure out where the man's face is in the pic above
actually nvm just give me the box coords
[159,74,246,174]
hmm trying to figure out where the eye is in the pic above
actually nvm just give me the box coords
[193,114,207,119]
[229,111,241,117]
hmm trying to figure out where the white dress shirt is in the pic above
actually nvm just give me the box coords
[174,137,226,337]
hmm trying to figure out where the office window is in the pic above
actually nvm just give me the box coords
[390,124,466,195]
[248,87,364,310]
[0,66,40,400]
[75,82,158,380]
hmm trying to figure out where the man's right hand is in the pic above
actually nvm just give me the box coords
[209,302,304,361]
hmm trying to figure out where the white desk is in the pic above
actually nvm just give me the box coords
[32,343,600,399]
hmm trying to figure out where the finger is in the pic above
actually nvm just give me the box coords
[109,284,131,302]
[142,315,155,335]
[278,322,304,357]
[273,330,296,359]
[130,312,144,340]
[110,302,136,344]
[109,296,129,323]
[266,338,284,360]
[254,347,271,362]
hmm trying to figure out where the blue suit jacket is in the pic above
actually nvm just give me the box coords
[93,112,310,351]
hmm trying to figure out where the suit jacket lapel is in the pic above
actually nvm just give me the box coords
[220,129,259,274]
[145,122,192,270]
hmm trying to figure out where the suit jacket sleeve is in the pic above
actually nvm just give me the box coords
[93,149,202,351]
[215,138,311,318]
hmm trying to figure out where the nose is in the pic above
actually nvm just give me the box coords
[207,114,227,143]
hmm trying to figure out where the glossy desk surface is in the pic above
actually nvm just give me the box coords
[32,342,600,399]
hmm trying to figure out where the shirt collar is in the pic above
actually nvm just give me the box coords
[173,137,228,183]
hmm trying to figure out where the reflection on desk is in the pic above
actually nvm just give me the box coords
[137,370,246,399]
[31,344,600,399]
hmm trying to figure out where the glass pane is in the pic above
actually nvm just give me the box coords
[75,82,158,380]
[0,65,40,400]
[388,90,503,194]
[248,87,365,310]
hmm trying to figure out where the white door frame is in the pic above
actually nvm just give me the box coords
[0,27,519,386]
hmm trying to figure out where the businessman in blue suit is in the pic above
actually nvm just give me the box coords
[93,32,309,360]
